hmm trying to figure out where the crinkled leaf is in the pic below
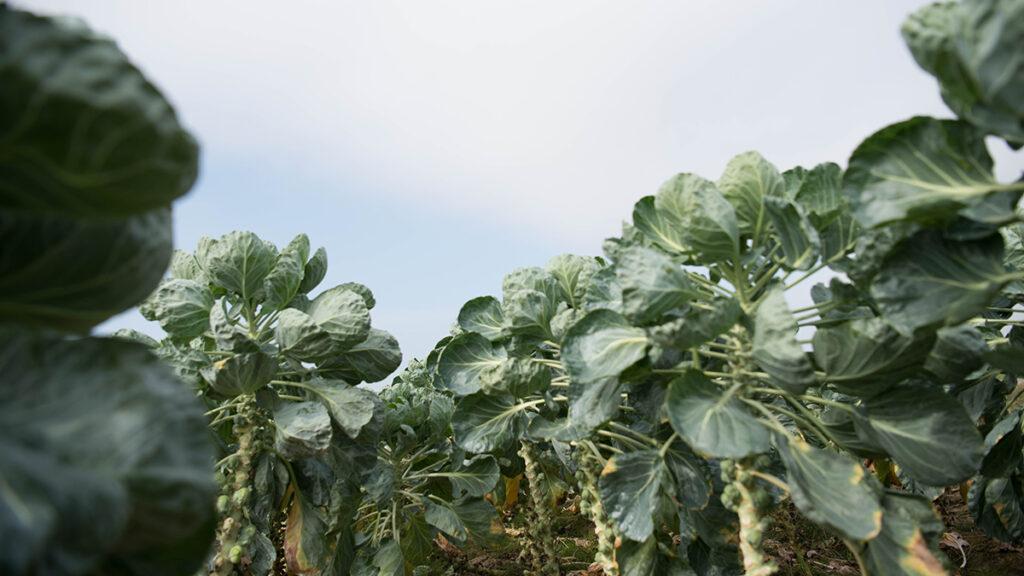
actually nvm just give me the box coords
[752,284,816,394]
[307,286,371,349]
[855,383,984,486]
[844,117,1020,228]
[616,244,697,325]
[479,357,549,398]
[562,309,648,384]
[457,296,505,341]
[139,279,213,340]
[871,230,1009,333]
[437,332,507,396]
[777,434,882,542]
[200,350,276,397]
[318,328,402,385]
[0,207,172,331]
[274,402,332,460]
[452,393,529,454]
[205,231,277,303]
[303,379,377,439]
[263,233,310,311]
[275,308,335,362]
[298,247,327,294]
[666,370,770,458]
[582,266,624,313]
[764,196,821,270]
[969,475,1024,545]
[0,9,198,216]
[814,317,933,396]
[599,449,672,542]
[647,296,741,350]
[718,151,785,238]
[634,173,739,261]
[546,254,600,309]
[0,332,215,576]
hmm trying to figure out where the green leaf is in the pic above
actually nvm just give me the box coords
[200,350,276,397]
[458,296,506,341]
[664,443,712,510]
[582,266,624,313]
[139,279,213,340]
[647,296,742,350]
[318,328,402,385]
[0,207,172,331]
[546,254,600,309]
[844,117,1021,228]
[562,309,648,384]
[263,233,310,311]
[923,324,987,382]
[298,247,328,294]
[616,244,698,325]
[764,197,821,270]
[777,434,882,542]
[813,317,933,396]
[717,151,785,238]
[794,162,845,217]
[274,401,332,460]
[275,308,335,362]
[502,289,558,339]
[438,455,500,498]
[617,535,692,576]
[862,492,947,576]
[0,332,215,576]
[634,173,739,261]
[284,488,329,575]
[169,249,207,283]
[336,281,376,309]
[452,393,530,453]
[424,497,497,544]
[751,284,816,395]
[870,230,1010,333]
[307,286,372,349]
[437,332,507,395]
[205,231,278,303]
[598,449,671,541]
[303,379,377,439]
[969,475,1024,545]
[980,411,1023,478]
[856,383,984,486]
[0,9,198,216]
[478,357,550,398]
[666,370,770,458]
[903,0,1024,145]
[566,376,624,438]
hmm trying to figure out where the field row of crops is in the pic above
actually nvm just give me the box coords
[2,1,1023,575]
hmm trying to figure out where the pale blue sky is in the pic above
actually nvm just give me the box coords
[22,0,1024,371]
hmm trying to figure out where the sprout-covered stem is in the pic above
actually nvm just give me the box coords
[211,395,260,576]
[519,441,560,576]
[576,450,619,576]
[721,458,778,576]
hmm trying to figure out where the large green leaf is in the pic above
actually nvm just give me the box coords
[0,332,216,576]
[616,244,697,325]
[437,332,507,396]
[306,286,371,349]
[200,350,276,397]
[844,117,1021,228]
[646,296,742,350]
[855,383,984,486]
[297,247,328,294]
[562,309,648,384]
[478,357,549,398]
[717,151,785,238]
[205,231,278,303]
[302,379,377,439]
[274,401,332,460]
[318,328,402,385]
[634,173,740,261]
[0,9,198,216]
[582,266,624,313]
[546,254,600,310]
[862,492,947,576]
[980,410,1023,478]
[968,475,1024,545]
[435,455,500,498]
[451,392,530,453]
[813,317,932,396]
[903,0,1024,145]
[457,296,505,341]
[423,497,497,544]
[794,162,845,217]
[870,230,1010,333]
[923,324,987,382]
[0,207,172,331]
[139,278,213,340]
[263,233,310,311]
[598,449,672,542]
[777,434,882,542]
[751,284,816,395]
[666,370,770,458]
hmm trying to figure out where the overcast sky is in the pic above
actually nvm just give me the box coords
[21,0,1024,373]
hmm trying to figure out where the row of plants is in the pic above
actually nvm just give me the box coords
[403,0,1024,574]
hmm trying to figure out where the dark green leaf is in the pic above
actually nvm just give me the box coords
[582,266,624,313]
[274,401,332,460]
[981,411,1023,478]
[562,309,648,384]
[752,284,816,394]
[814,317,933,396]
[438,455,500,498]
[139,279,213,340]
[647,296,742,351]
[205,231,277,303]
[923,324,987,382]
[303,379,377,439]
[298,247,328,294]
[263,233,310,311]
[634,174,739,261]
[777,434,882,541]
[0,9,198,216]
[457,296,505,341]
[666,370,770,458]
[717,151,785,238]
[0,207,172,331]
[969,475,1024,545]
[546,254,600,309]
[452,393,530,453]
[284,489,329,574]
[307,286,371,349]
[598,449,672,542]
[862,492,947,576]
[616,244,698,325]
[318,328,402,385]
[437,332,507,396]
[200,350,276,397]
[764,197,820,270]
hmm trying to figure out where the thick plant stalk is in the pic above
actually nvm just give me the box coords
[575,451,618,576]
[211,396,259,576]
[519,442,560,576]
[722,459,777,576]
